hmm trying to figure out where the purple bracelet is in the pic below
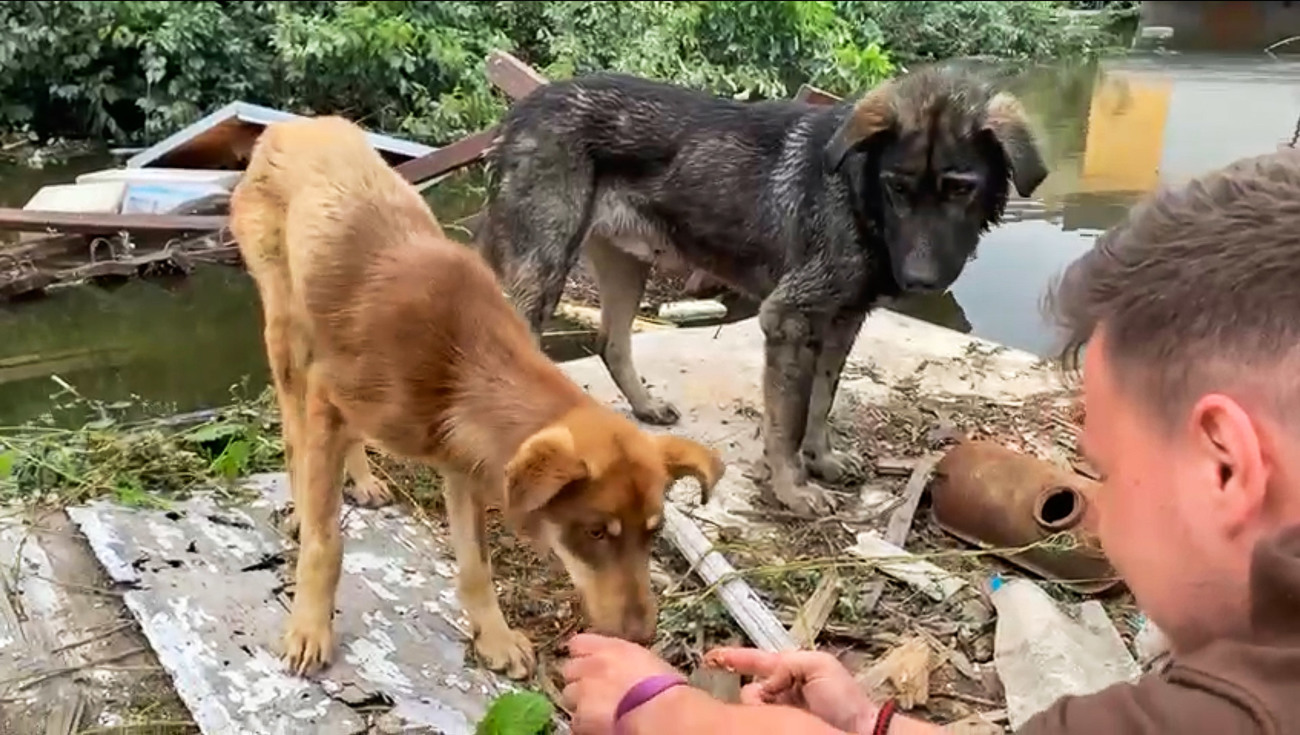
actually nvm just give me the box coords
[613,674,689,734]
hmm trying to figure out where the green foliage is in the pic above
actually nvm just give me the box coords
[0,379,284,507]
[476,690,555,735]
[0,1,1122,147]
[835,1,1128,66]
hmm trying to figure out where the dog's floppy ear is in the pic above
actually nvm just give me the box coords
[504,425,590,526]
[983,92,1049,198]
[825,82,898,172]
[655,434,725,505]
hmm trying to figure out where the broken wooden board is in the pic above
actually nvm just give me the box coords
[65,473,526,735]
[0,208,226,236]
[0,510,184,734]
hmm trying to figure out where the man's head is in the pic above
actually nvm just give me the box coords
[1045,149,1300,653]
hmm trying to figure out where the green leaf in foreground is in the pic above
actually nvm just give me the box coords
[476,691,555,735]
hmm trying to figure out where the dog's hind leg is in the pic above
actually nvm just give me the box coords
[442,467,535,680]
[264,307,306,540]
[342,442,394,508]
[587,236,681,425]
[282,365,350,676]
[488,154,594,338]
[801,308,868,485]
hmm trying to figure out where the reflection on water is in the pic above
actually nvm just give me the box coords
[3,53,1300,424]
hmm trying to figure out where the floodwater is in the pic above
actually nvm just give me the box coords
[2,53,1299,426]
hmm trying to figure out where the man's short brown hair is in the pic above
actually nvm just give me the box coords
[1044,148,1300,429]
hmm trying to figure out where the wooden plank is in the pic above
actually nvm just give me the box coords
[395,128,498,185]
[0,511,177,735]
[661,502,799,652]
[394,50,550,185]
[858,454,941,614]
[0,208,226,236]
[788,567,841,649]
[66,473,528,735]
[485,51,550,102]
[794,83,843,106]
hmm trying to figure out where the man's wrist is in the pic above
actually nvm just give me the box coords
[620,683,708,735]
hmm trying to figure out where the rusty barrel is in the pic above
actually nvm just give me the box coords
[930,440,1123,595]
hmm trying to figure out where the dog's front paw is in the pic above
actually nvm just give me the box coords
[804,448,866,486]
[633,398,681,426]
[282,613,334,677]
[346,476,395,508]
[772,478,838,517]
[473,626,536,681]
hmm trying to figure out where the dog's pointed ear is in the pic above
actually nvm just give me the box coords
[825,82,898,172]
[504,425,590,526]
[983,92,1049,198]
[655,434,725,505]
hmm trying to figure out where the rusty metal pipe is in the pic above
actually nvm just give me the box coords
[930,440,1123,596]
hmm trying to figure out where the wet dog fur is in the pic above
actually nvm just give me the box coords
[477,66,1048,516]
[229,116,725,681]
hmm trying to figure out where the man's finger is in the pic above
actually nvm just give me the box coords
[566,632,617,658]
[560,653,603,683]
[739,682,767,706]
[757,665,796,701]
[703,647,779,676]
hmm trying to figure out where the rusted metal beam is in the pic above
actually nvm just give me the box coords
[0,208,226,236]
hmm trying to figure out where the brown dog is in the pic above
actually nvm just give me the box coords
[229,115,725,681]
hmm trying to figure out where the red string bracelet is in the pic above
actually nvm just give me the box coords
[872,698,899,735]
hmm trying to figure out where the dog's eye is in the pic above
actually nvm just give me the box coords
[943,177,975,196]
[587,527,606,541]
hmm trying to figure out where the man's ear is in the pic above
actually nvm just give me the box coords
[504,425,589,528]
[1190,394,1267,537]
[655,434,725,505]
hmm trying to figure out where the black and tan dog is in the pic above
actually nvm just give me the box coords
[477,66,1049,515]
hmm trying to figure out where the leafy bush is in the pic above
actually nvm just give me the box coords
[0,0,1123,146]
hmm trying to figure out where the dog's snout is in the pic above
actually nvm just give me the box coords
[898,251,944,293]
[620,613,657,645]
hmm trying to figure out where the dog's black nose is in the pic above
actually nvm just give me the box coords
[898,266,945,293]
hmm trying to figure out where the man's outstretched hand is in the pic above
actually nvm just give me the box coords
[704,646,879,733]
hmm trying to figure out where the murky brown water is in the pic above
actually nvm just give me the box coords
[3,54,1299,426]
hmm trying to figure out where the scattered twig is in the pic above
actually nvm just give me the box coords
[50,621,136,655]
[1,645,148,692]
[1265,34,1300,59]
[931,690,1003,709]
[75,721,197,734]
